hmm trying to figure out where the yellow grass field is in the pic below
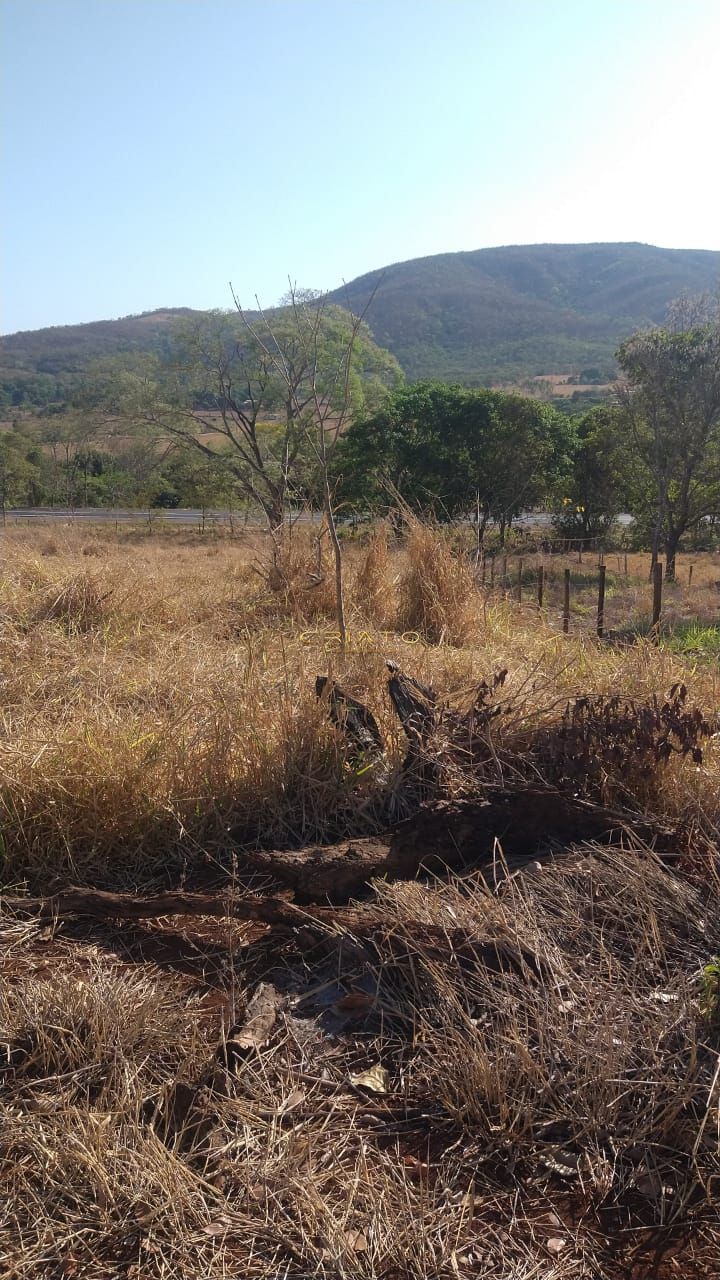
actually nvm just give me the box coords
[1,523,719,1278]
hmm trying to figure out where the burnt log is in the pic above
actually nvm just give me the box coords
[240,787,676,902]
[386,660,438,745]
[3,797,678,924]
[315,677,384,759]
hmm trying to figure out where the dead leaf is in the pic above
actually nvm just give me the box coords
[344,1229,368,1253]
[349,1064,390,1094]
[280,1087,306,1113]
[546,1237,568,1256]
[334,991,376,1015]
[201,1219,231,1237]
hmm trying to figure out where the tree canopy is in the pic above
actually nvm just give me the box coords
[551,405,631,545]
[617,298,720,577]
[337,381,574,536]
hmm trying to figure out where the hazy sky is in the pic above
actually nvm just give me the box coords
[2,0,719,333]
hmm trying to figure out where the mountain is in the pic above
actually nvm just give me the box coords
[0,308,207,409]
[2,243,719,407]
[326,242,720,383]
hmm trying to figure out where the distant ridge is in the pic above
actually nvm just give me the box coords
[326,242,720,382]
[2,243,719,404]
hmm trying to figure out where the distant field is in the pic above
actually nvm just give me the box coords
[528,372,614,397]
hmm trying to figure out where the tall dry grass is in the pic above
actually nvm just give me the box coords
[0,523,718,887]
[352,522,396,627]
[396,519,478,645]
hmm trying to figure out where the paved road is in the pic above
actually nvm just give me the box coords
[2,507,634,530]
[4,508,297,526]
[6,507,550,527]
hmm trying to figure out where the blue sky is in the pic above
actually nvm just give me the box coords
[2,0,719,333]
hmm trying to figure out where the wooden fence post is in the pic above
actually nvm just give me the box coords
[517,559,523,602]
[563,569,570,633]
[624,552,628,577]
[652,560,663,634]
[502,555,508,591]
[689,564,694,587]
[537,564,544,609]
[597,564,606,638]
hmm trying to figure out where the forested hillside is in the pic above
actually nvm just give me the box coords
[327,242,720,381]
[2,243,719,407]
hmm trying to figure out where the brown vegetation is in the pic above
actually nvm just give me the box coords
[1,523,719,1277]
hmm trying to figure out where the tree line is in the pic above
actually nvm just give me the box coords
[2,292,720,584]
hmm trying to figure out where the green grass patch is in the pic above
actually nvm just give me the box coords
[663,621,720,659]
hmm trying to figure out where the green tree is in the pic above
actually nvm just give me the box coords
[477,391,574,542]
[551,406,630,545]
[32,409,108,509]
[149,451,238,518]
[0,435,37,519]
[336,382,474,517]
[338,381,573,540]
[617,298,720,580]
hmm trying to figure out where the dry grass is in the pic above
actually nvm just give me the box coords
[34,570,115,634]
[352,522,396,627]
[1,847,718,1278]
[0,525,719,886]
[396,519,478,646]
[1,522,720,1276]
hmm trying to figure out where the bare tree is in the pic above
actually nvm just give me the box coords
[102,293,398,551]
[229,280,384,646]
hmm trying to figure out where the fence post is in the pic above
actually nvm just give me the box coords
[502,555,508,591]
[652,560,663,634]
[597,564,606,638]
[537,563,544,609]
[563,568,570,633]
[689,564,694,587]
[624,552,628,577]
[517,559,523,603]
[490,554,495,589]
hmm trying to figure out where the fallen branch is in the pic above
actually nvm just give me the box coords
[1,886,334,928]
[1,884,548,981]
